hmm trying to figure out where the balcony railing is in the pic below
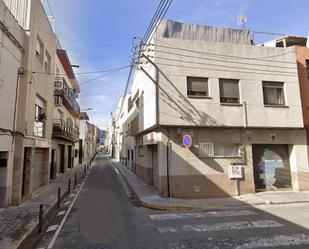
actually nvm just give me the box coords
[54,77,80,114]
[52,119,79,141]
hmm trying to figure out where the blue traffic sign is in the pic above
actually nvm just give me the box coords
[182,134,192,148]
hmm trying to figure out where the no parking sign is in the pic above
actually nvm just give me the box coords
[182,134,192,148]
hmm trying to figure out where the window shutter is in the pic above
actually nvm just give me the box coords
[220,79,239,98]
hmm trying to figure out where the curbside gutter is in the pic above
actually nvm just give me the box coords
[111,160,309,211]
[112,161,226,211]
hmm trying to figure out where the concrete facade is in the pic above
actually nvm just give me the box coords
[0,0,24,207]
[51,49,81,179]
[115,20,309,199]
[11,0,58,205]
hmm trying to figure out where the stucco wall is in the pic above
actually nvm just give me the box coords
[155,127,309,198]
[296,46,309,126]
[154,37,303,128]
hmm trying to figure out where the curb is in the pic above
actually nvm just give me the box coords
[112,161,309,211]
[112,162,228,211]
[15,169,88,249]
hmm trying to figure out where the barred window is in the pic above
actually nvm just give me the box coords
[199,143,240,157]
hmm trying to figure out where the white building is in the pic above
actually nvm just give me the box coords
[116,20,309,199]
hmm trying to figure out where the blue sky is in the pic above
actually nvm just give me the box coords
[43,0,309,129]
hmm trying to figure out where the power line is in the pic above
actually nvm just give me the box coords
[155,55,297,76]
[32,65,131,76]
[154,61,299,77]
[79,66,131,86]
[46,0,55,18]
[152,48,298,71]
[142,0,166,42]
[142,0,173,44]
[149,41,297,64]
[64,48,129,62]
[116,65,134,121]
[146,0,173,44]
[59,35,127,47]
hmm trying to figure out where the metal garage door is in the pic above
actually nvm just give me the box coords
[33,149,45,190]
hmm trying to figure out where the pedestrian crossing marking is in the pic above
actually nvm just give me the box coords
[57,211,66,216]
[163,234,309,249]
[158,220,283,234]
[236,233,309,249]
[150,210,257,221]
[63,201,71,206]
[46,225,59,233]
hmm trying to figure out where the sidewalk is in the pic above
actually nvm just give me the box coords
[113,160,309,211]
[0,164,87,249]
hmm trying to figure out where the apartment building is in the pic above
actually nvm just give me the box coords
[119,20,309,199]
[262,35,309,191]
[0,0,25,207]
[8,0,58,205]
[79,113,99,164]
[51,49,80,179]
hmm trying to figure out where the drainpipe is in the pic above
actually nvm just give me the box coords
[242,100,248,164]
[234,100,248,197]
[12,67,25,144]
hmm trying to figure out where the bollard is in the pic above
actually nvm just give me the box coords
[68,178,71,194]
[39,204,44,233]
[57,187,61,209]
[84,164,86,173]
[74,173,77,186]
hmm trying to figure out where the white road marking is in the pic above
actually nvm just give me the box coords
[63,201,71,206]
[69,194,75,198]
[46,225,59,233]
[167,242,186,249]
[47,176,87,249]
[158,220,283,234]
[57,211,66,216]
[236,234,309,248]
[150,210,257,221]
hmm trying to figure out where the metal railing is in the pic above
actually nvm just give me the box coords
[54,77,80,113]
[53,119,79,140]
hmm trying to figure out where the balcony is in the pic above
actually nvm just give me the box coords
[54,77,80,117]
[52,119,79,142]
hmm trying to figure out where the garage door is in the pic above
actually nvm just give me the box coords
[33,149,45,190]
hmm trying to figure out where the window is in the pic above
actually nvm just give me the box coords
[263,81,285,105]
[44,51,51,73]
[306,60,309,79]
[54,96,62,106]
[198,143,240,157]
[0,152,8,167]
[187,77,208,97]
[36,36,43,62]
[219,79,239,103]
[34,97,45,137]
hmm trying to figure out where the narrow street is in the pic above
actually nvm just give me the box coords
[36,153,309,249]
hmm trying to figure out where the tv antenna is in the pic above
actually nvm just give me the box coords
[237,14,247,30]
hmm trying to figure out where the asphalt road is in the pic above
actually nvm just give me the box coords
[36,153,309,249]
